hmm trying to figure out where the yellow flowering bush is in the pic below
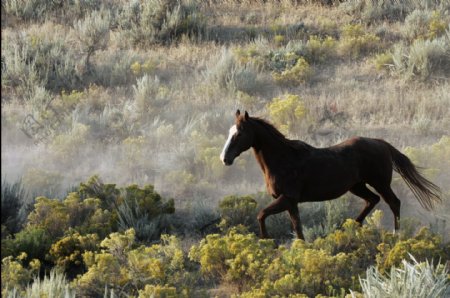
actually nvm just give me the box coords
[138,284,178,298]
[306,35,337,63]
[338,24,380,58]
[267,94,306,135]
[49,232,99,277]
[189,228,277,290]
[130,59,158,76]
[273,57,313,86]
[1,253,41,296]
[376,227,447,274]
[74,229,187,296]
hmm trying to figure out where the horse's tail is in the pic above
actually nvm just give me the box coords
[384,141,441,210]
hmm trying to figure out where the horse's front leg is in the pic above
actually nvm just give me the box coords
[257,194,291,239]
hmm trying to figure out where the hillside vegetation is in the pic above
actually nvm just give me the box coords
[1,0,449,297]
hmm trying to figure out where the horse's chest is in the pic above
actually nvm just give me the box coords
[265,170,300,198]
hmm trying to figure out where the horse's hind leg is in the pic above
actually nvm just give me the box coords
[350,183,380,225]
[373,185,401,231]
[288,206,304,240]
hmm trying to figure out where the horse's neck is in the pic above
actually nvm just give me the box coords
[252,130,296,175]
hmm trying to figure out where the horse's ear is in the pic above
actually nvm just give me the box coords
[235,109,241,118]
[244,111,249,120]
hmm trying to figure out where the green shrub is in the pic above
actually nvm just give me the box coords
[302,197,355,242]
[1,226,53,263]
[116,184,175,241]
[23,176,175,242]
[218,195,258,232]
[266,50,302,73]
[77,175,119,208]
[234,46,263,68]
[1,179,30,236]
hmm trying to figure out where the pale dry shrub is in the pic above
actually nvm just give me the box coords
[391,31,450,80]
[403,9,435,40]
[132,74,167,115]
[203,48,262,94]
[340,0,448,22]
[74,9,111,69]
[358,256,449,298]
[3,0,101,24]
[93,50,138,87]
[2,24,80,93]
[117,0,206,47]
[25,269,76,298]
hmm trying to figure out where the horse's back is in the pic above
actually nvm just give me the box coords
[332,137,393,185]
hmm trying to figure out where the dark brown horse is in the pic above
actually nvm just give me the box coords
[220,110,441,239]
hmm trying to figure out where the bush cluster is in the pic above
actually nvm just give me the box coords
[2,179,449,297]
[1,176,175,287]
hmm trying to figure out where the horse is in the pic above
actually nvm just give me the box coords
[220,110,441,240]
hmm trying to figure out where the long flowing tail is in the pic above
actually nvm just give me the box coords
[385,142,441,210]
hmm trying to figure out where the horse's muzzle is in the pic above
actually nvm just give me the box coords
[222,158,233,166]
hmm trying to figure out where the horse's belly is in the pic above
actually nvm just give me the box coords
[302,186,349,201]
[300,171,357,201]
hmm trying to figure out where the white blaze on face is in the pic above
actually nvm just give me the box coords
[220,125,237,164]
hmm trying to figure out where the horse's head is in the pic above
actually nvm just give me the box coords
[220,109,254,166]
